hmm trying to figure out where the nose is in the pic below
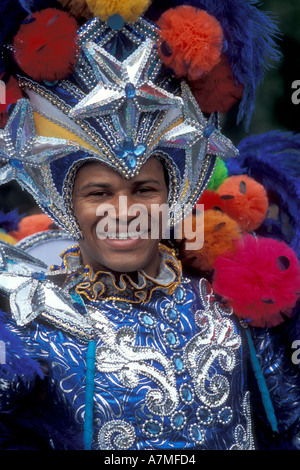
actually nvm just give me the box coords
[113,194,141,225]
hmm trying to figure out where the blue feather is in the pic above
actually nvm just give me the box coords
[0,209,22,232]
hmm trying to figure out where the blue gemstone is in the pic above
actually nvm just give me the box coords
[114,145,127,158]
[173,412,185,428]
[166,306,178,322]
[107,13,124,31]
[134,144,146,156]
[145,421,161,435]
[198,408,211,424]
[166,331,176,345]
[219,408,232,423]
[191,425,203,442]
[173,356,184,372]
[31,272,46,281]
[11,159,23,169]
[141,313,154,327]
[181,385,193,402]
[174,287,185,302]
[125,83,136,99]
[126,153,137,169]
[204,124,215,138]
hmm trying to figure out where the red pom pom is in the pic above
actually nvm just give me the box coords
[10,213,55,241]
[13,8,79,82]
[157,6,223,80]
[197,189,225,212]
[212,235,300,327]
[217,175,269,232]
[189,55,243,114]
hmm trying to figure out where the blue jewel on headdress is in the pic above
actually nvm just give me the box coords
[107,14,124,31]
[114,138,146,169]
[125,83,136,99]
[11,159,23,169]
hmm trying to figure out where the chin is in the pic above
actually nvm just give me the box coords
[101,256,151,275]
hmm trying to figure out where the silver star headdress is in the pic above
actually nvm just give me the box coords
[0,15,238,238]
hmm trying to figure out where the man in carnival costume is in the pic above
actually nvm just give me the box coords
[0,0,300,451]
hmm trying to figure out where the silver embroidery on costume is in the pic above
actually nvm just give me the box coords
[98,420,136,450]
[89,306,179,416]
[230,393,255,450]
[184,279,241,408]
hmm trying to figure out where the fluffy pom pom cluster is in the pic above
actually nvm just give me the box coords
[13,8,79,82]
[156,4,243,112]
[179,158,300,328]
[217,174,269,232]
[189,55,244,114]
[212,235,300,328]
[157,6,223,80]
[179,209,242,273]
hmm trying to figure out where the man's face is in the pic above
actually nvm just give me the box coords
[72,157,169,278]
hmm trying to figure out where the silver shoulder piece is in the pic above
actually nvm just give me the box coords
[0,238,48,273]
[0,239,93,341]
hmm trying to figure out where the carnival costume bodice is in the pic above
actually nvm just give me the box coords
[0,245,299,450]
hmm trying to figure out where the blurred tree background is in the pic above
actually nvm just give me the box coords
[0,0,299,217]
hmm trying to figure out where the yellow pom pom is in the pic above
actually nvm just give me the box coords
[85,0,151,23]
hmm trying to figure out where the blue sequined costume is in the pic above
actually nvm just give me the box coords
[0,244,299,450]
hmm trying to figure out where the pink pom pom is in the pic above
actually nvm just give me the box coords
[212,235,300,328]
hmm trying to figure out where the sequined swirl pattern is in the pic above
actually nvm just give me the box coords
[85,278,250,450]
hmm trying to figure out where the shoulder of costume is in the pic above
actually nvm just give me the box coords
[0,239,94,342]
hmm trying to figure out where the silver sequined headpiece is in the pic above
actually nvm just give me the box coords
[0,15,238,239]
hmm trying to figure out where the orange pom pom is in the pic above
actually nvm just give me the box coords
[157,6,223,80]
[217,175,269,232]
[10,213,55,241]
[178,209,242,273]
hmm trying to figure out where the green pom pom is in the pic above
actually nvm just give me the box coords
[207,158,228,190]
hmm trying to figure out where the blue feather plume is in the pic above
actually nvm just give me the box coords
[145,0,281,129]
[0,209,22,232]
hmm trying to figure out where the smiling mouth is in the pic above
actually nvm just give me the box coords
[97,230,150,240]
